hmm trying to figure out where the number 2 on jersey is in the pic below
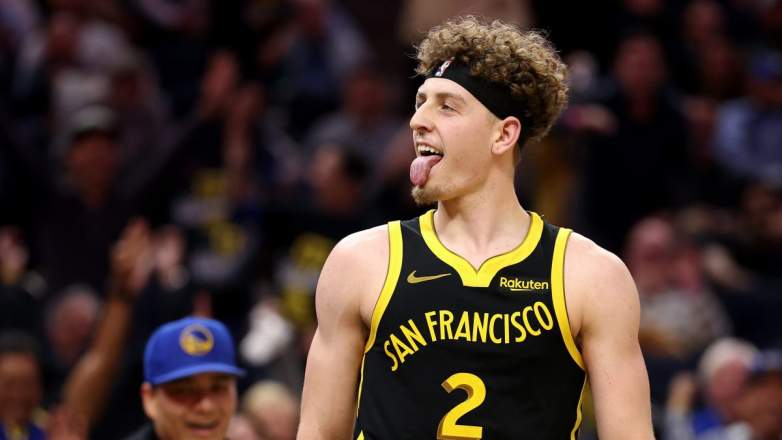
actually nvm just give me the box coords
[437,372,486,440]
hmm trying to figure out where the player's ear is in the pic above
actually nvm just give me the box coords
[491,116,521,156]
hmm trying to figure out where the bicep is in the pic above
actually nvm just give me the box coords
[299,327,365,439]
[298,233,385,439]
[580,254,654,440]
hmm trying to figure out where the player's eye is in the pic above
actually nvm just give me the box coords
[440,103,455,112]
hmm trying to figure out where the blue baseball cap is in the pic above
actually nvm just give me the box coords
[144,317,245,386]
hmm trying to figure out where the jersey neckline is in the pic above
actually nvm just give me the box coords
[418,210,544,287]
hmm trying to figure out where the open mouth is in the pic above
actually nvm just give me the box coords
[417,143,444,158]
[410,143,444,187]
[185,420,220,434]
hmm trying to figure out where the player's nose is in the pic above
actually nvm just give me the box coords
[409,106,433,133]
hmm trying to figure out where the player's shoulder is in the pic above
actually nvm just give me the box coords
[317,224,394,314]
[564,231,637,302]
[329,224,390,263]
[321,224,392,284]
[336,223,390,249]
[565,232,627,275]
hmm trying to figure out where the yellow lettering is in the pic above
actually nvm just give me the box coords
[453,311,472,341]
[439,310,454,340]
[424,311,438,342]
[510,311,527,342]
[390,334,415,364]
[504,313,510,343]
[472,312,489,343]
[384,340,399,371]
[489,313,503,344]
[534,302,554,330]
[400,320,428,350]
[499,277,509,288]
[523,305,540,336]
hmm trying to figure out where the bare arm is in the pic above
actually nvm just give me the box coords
[297,227,389,440]
[567,234,655,440]
[61,219,153,428]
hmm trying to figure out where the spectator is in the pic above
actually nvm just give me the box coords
[56,218,155,437]
[226,414,260,440]
[241,380,298,440]
[42,284,100,401]
[305,65,403,179]
[736,352,782,440]
[0,227,44,336]
[671,0,745,100]
[257,0,369,136]
[625,216,731,403]
[668,351,782,440]
[124,317,244,440]
[132,0,216,119]
[243,144,371,389]
[0,331,44,440]
[664,338,758,439]
[628,217,731,361]
[7,104,128,294]
[107,49,171,167]
[574,32,693,252]
[712,50,782,187]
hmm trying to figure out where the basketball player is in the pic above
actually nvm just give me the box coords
[298,16,654,439]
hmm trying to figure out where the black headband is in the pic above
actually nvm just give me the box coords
[427,59,531,145]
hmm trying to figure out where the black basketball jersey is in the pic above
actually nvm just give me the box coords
[354,210,587,440]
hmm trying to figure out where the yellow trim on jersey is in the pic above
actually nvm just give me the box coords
[364,221,403,352]
[355,356,366,416]
[419,210,543,287]
[356,222,403,415]
[551,228,585,370]
[357,431,365,440]
[570,378,588,440]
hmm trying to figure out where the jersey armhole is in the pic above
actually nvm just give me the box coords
[551,228,586,370]
[363,221,403,352]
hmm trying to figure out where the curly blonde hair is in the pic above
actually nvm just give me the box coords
[415,16,568,147]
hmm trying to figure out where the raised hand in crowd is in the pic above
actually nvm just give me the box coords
[45,406,87,440]
[110,218,155,298]
[61,219,154,430]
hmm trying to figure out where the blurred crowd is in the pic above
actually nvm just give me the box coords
[0,0,781,438]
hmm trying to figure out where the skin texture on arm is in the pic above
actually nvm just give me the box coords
[297,226,389,440]
[565,233,655,440]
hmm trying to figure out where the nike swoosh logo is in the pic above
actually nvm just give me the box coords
[407,270,451,284]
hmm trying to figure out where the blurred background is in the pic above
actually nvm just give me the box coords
[0,0,781,438]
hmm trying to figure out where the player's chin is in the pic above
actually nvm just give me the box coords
[411,186,439,207]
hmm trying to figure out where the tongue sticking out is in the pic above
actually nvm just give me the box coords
[410,155,442,187]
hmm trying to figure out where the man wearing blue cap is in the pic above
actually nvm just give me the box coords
[124,317,244,440]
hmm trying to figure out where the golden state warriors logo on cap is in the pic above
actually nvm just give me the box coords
[179,323,214,356]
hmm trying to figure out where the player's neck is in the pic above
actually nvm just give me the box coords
[434,183,529,269]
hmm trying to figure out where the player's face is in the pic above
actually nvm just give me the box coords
[142,373,237,440]
[409,78,498,205]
